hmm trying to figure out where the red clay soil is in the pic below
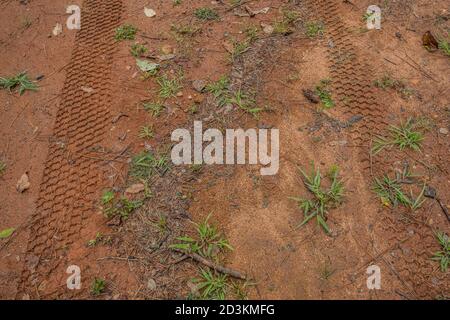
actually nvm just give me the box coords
[0,0,449,299]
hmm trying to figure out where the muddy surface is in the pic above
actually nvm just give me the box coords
[0,0,449,299]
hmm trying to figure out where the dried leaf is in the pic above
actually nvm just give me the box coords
[136,59,159,72]
[161,45,173,55]
[16,173,30,193]
[422,31,439,51]
[125,183,145,194]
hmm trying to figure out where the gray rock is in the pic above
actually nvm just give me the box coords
[192,80,207,92]
[327,39,335,48]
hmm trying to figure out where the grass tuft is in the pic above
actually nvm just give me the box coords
[432,231,449,272]
[372,118,424,155]
[373,175,411,207]
[194,7,219,21]
[193,269,228,300]
[438,39,450,56]
[229,39,250,62]
[87,232,103,247]
[153,212,168,234]
[130,43,147,57]
[171,213,233,259]
[139,125,154,139]
[171,23,200,42]
[0,72,38,95]
[315,79,334,109]
[320,262,336,280]
[206,78,263,116]
[372,172,426,211]
[115,24,138,41]
[206,76,231,107]
[374,74,414,99]
[230,90,262,118]
[374,74,398,89]
[91,278,106,296]
[130,151,170,180]
[290,164,344,234]
[273,9,300,35]
[305,21,324,38]
[143,101,165,117]
[157,74,183,98]
[244,25,260,42]
[100,189,143,219]
[172,214,243,300]
[101,190,115,205]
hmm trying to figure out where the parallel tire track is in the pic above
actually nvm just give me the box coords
[18,0,123,298]
[306,0,448,298]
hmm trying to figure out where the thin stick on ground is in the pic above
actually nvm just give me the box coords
[394,53,436,81]
[97,256,141,262]
[437,199,450,222]
[171,248,247,280]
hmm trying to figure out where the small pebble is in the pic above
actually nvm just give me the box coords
[147,278,157,291]
[439,127,448,135]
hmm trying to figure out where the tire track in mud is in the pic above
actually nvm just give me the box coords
[306,0,388,171]
[18,0,123,298]
[306,0,448,299]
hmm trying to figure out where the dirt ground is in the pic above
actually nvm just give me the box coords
[0,0,449,300]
